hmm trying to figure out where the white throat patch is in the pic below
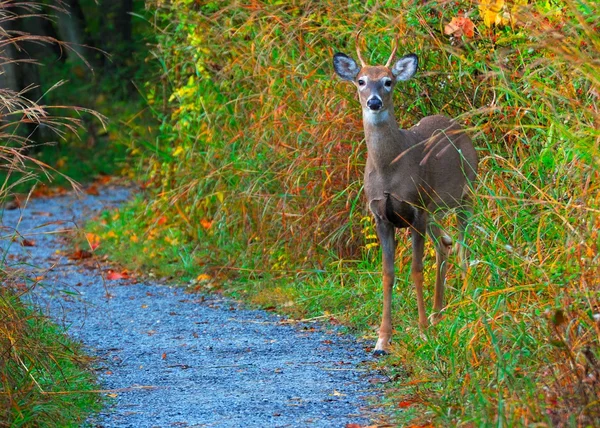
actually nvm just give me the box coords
[363,109,389,125]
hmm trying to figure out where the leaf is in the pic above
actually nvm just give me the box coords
[479,0,505,27]
[196,273,212,282]
[85,185,100,196]
[21,239,35,247]
[86,232,101,251]
[398,400,415,408]
[106,270,129,280]
[200,218,213,229]
[444,17,475,38]
[70,249,93,260]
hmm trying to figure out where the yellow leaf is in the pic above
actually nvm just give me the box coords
[173,146,184,157]
[479,0,505,27]
[197,273,212,282]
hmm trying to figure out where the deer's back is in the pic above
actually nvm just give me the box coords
[410,115,478,209]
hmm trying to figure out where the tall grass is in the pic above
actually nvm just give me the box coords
[97,0,599,424]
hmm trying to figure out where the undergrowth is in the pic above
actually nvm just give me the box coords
[0,288,101,426]
[91,0,600,425]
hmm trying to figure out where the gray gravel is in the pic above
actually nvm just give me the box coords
[0,186,383,427]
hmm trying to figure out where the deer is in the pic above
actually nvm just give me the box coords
[333,34,478,355]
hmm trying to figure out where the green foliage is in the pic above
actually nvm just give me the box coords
[94,0,600,425]
[0,289,101,426]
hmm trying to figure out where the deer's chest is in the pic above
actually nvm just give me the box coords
[365,173,420,228]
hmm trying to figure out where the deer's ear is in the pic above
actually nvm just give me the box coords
[333,53,360,81]
[392,54,418,81]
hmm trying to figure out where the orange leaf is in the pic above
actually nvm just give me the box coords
[85,185,100,196]
[200,218,213,229]
[70,249,93,260]
[157,216,168,225]
[21,239,35,247]
[86,233,101,251]
[106,270,129,280]
[444,17,475,38]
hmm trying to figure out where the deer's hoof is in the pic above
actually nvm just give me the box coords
[373,349,388,357]
[374,337,391,356]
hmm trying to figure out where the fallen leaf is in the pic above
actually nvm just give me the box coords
[444,16,475,38]
[106,270,129,280]
[162,352,167,360]
[196,273,212,282]
[21,239,35,247]
[332,390,346,397]
[107,393,118,398]
[70,249,93,260]
[86,185,100,196]
[399,400,415,408]
[200,218,213,229]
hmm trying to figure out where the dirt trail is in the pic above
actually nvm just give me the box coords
[0,186,383,427]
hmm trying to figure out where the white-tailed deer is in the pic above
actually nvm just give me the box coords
[333,35,478,355]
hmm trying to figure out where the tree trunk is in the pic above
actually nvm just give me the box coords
[53,0,100,68]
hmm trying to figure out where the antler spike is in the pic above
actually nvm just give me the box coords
[355,30,366,67]
[384,35,399,68]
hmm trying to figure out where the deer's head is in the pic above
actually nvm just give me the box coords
[333,34,418,123]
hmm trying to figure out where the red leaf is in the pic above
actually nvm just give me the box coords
[399,400,415,408]
[106,270,129,280]
[21,239,35,247]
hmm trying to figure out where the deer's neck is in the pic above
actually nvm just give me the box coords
[363,109,412,170]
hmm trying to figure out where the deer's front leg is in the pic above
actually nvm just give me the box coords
[374,219,396,356]
[411,216,428,329]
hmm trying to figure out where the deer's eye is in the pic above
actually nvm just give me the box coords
[384,79,392,87]
[357,79,366,86]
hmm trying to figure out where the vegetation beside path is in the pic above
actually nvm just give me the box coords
[90,0,600,426]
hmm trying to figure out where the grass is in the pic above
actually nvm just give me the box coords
[0,287,101,426]
[88,0,600,425]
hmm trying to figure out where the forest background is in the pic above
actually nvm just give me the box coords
[1,0,599,426]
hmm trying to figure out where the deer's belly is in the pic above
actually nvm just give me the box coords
[369,193,416,229]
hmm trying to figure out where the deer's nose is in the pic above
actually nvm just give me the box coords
[367,97,383,111]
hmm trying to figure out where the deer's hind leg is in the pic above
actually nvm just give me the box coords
[456,195,474,271]
[411,215,428,330]
[427,214,452,322]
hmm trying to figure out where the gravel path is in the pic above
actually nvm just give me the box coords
[0,186,382,427]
